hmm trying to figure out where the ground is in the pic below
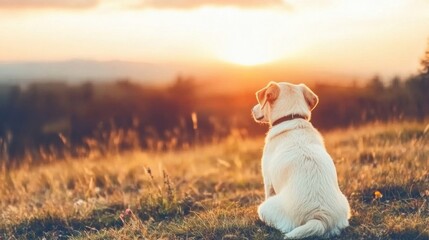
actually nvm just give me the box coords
[1,122,428,239]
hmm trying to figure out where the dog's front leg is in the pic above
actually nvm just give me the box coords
[264,178,276,199]
[268,185,276,197]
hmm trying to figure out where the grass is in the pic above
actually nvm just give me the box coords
[0,121,428,239]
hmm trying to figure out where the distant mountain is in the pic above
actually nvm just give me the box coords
[0,60,178,84]
[0,59,363,92]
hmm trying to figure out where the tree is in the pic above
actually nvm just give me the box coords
[421,38,429,74]
[389,76,401,90]
[366,75,384,93]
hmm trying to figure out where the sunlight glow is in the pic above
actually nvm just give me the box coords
[201,8,289,66]
[0,0,428,77]
[217,39,282,66]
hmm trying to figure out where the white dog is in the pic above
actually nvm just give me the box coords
[252,82,350,239]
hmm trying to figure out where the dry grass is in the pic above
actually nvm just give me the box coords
[0,121,428,239]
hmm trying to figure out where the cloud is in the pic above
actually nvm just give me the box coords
[0,0,99,9]
[135,0,288,9]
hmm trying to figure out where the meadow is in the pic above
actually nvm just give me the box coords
[0,121,428,239]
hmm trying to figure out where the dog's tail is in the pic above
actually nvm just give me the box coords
[284,219,326,239]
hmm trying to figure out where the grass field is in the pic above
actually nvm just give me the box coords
[1,121,428,239]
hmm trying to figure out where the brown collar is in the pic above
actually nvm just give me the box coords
[272,114,308,127]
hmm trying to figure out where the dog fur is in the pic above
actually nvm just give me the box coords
[252,82,350,239]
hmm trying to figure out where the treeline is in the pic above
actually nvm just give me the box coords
[312,74,429,129]
[1,51,429,166]
[0,78,262,166]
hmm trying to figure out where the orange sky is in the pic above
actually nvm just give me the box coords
[0,0,429,83]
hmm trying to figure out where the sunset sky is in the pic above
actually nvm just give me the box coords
[0,0,429,84]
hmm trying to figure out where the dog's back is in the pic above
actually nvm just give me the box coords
[263,120,350,239]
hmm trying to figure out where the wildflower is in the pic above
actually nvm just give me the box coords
[374,190,383,199]
[120,208,135,224]
[73,199,87,213]
[125,208,132,215]
[74,199,86,207]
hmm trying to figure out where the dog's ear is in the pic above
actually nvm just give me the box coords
[300,84,319,111]
[256,82,280,108]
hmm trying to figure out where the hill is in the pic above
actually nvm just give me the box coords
[0,60,176,84]
[0,121,428,239]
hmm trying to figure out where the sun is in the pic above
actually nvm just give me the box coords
[218,45,280,66]
[216,38,282,66]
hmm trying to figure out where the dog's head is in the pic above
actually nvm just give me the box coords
[252,81,318,125]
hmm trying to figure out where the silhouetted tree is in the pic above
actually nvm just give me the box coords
[420,39,429,74]
[389,76,401,90]
[367,75,384,92]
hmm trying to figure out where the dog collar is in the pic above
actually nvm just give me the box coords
[272,114,308,127]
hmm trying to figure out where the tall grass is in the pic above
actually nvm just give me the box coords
[0,121,428,239]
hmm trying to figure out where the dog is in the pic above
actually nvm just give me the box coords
[252,81,350,239]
